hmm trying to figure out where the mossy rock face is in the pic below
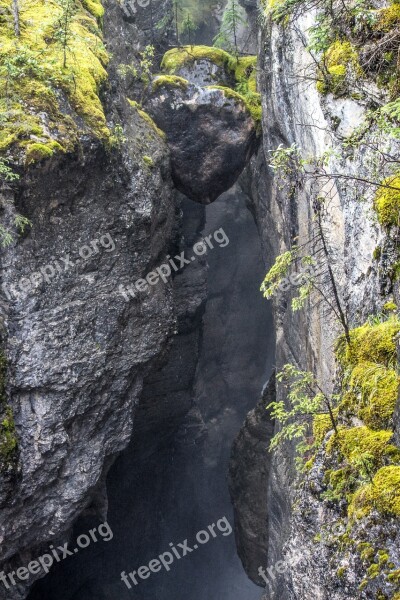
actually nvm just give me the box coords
[327,426,400,466]
[349,466,400,518]
[374,4,400,32]
[207,86,262,127]
[348,362,399,429]
[374,175,400,228]
[313,413,334,444]
[317,40,363,96]
[160,46,259,97]
[335,317,400,430]
[158,46,261,130]
[337,316,400,369]
[127,99,166,140]
[0,352,18,474]
[313,315,400,547]
[161,46,237,87]
[0,0,110,164]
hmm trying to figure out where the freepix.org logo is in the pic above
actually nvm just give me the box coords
[121,0,150,17]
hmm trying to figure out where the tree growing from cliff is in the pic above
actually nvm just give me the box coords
[213,0,245,59]
[54,0,76,68]
[261,144,351,344]
[0,160,31,246]
[172,0,183,46]
[268,364,338,465]
[181,12,197,47]
[12,0,20,37]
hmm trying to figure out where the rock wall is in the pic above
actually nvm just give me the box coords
[0,3,180,598]
[230,6,400,600]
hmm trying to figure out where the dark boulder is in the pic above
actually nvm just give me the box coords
[146,81,258,204]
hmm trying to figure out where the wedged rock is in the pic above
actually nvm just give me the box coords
[146,81,258,204]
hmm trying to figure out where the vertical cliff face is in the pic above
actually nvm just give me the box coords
[0,4,181,598]
[230,4,400,599]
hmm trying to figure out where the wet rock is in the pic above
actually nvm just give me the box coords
[229,373,275,586]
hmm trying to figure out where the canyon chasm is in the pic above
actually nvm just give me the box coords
[0,0,399,599]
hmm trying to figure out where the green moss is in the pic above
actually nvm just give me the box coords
[348,362,399,429]
[367,563,380,579]
[317,41,362,96]
[235,56,258,92]
[207,85,262,127]
[378,550,390,565]
[143,155,154,167]
[337,566,347,578]
[374,175,400,227]
[388,570,400,583]
[327,426,400,465]
[161,45,236,76]
[323,466,356,501]
[127,99,166,140]
[25,140,64,165]
[336,317,400,429]
[313,413,334,444]
[373,246,382,260]
[0,352,17,471]
[152,75,189,92]
[0,406,17,462]
[374,4,400,32]
[81,0,104,19]
[0,0,110,162]
[358,542,375,562]
[384,301,398,313]
[336,316,400,369]
[349,466,400,518]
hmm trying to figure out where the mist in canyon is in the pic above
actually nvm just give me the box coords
[28,189,274,600]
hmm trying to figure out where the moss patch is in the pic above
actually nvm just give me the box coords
[374,175,400,227]
[317,41,362,96]
[315,315,400,526]
[25,140,64,165]
[348,362,399,429]
[142,155,154,167]
[374,3,400,32]
[313,413,334,444]
[0,352,18,473]
[81,0,104,19]
[234,56,258,92]
[327,427,400,465]
[337,316,400,369]
[152,75,189,92]
[161,45,237,75]
[349,466,400,518]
